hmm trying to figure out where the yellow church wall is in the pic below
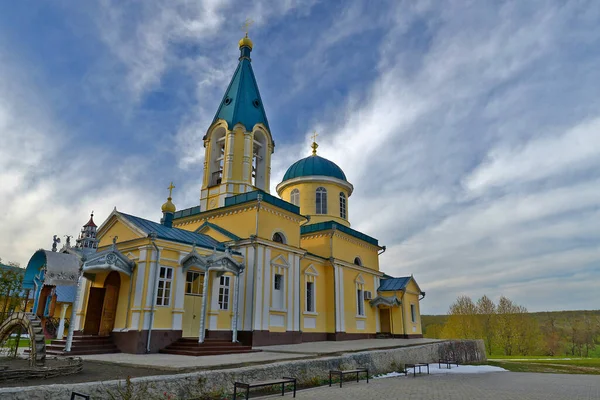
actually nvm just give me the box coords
[256,207,301,247]
[332,234,379,271]
[174,207,256,239]
[279,181,350,227]
[300,259,330,333]
[341,268,377,334]
[196,226,234,243]
[300,234,332,259]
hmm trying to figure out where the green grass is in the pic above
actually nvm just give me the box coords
[489,357,600,375]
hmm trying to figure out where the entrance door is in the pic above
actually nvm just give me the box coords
[99,272,121,336]
[380,308,391,333]
[84,287,105,334]
[182,270,204,337]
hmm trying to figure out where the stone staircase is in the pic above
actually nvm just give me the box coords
[45,333,120,356]
[160,337,259,357]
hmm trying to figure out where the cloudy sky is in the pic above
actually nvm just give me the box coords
[1,1,599,314]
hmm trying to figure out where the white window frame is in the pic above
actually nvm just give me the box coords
[156,266,173,306]
[290,189,300,206]
[304,265,318,315]
[270,255,290,312]
[185,270,204,296]
[316,187,327,214]
[339,192,347,219]
[355,273,366,318]
[218,275,231,310]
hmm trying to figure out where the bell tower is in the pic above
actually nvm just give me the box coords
[200,30,274,211]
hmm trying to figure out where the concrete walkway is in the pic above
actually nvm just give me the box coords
[80,338,440,370]
[256,372,600,400]
[256,338,439,355]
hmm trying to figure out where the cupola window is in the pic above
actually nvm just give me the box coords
[252,130,267,190]
[339,192,347,219]
[290,189,300,206]
[208,127,226,186]
[354,257,362,266]
[316,187,327,214]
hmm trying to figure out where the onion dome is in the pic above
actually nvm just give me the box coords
[282,154,347,182]
[161,182,177,213]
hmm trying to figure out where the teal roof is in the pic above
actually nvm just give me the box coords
[195,221,241,241]
[224,190,301,215]
[210,48,270,133]
[282,155,347,182]
[378,277,411,291]
[300,221,379,246]
[119,212,227,251]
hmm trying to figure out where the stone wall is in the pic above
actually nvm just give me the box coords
[0,340,485,400]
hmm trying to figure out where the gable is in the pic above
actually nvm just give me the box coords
[194,221,240,242]
[97,214,145,248]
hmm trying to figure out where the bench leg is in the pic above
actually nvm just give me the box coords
[427,364,430,374]
[356,371,359,383]
[293,379,297,398]
[233,385,237,400]
[282,382,285,396]
[340,372,343,388]
[366,370,369,383]
[246,386,250,400]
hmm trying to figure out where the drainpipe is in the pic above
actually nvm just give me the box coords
[419,291,426,301]
[147,233,160,353]
[249,195,261,341]
[378,245,386,256]
[329,227,338,333]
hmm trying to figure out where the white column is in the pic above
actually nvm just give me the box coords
[262,248,271,331]
[232,272,241,342]
[198,269,210,343]
[65,270,83,352]
[294,255,300,331]
[56,303,69,339]
[253,247,264,330]
[172,259,185,330]
[243,247,255,331]
[286,253,294,331]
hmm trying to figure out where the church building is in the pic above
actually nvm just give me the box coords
[66,33,425,354]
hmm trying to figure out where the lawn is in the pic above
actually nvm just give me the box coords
[488,357,600,375]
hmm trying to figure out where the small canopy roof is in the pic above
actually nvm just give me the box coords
[23,250,80,289]
[181,246,245,275]
[83,240,135,276]
[370,295,402,308]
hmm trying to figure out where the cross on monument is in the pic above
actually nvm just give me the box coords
[168,182,175,198]
[241,18,254,36]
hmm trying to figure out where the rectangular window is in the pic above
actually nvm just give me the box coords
[306,281,315,312]
[156,266,173,306]
[218,276,230,310]
[411,304,416,323]
[273,273,284,309]
[357,289,364,316]
[185,271,204,295]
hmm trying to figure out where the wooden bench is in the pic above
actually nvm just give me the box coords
[329,368,369,388]
[405,363,429,377]
[438,359,459,369]
[233,377,296,399]
[70,393,90,400]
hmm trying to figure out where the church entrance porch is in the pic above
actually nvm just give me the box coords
[182,270,204,337]
[83,271,121,336]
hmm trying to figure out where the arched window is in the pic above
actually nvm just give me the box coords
[290,189,300,206]
[339,192,347,219]
[252,130,267,190]
[272,232,286,244]
[315,187,327,214]
[208,127,226,186]
[354,257,362,266]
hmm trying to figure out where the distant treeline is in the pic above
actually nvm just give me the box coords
[423,295,600,357]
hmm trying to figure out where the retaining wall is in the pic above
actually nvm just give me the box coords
[0,340,485,400]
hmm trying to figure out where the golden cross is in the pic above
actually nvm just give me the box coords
[168,182,175,198]
[311,131,319,143]
[241,18,254,36]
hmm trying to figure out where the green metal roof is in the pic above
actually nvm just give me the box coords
[224,190,301,215]
[194,221,241,241]
[301,221,379,246]
[282,155,347,182]
[210,46,270,133]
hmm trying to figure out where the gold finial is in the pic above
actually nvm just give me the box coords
[311,131,319,155]
[239,18,255,49]
[241,18,254,37]
[162,182,176,213]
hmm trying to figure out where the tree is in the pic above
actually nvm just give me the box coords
[496,296,519,356]
[476,295,496,355]
[543,317,562,356]
[441,295,481,339]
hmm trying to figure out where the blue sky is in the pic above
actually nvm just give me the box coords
[1,1,599,314]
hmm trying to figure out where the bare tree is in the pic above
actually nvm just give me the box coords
[476,295,496,355]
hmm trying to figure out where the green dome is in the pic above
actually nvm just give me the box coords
[282,155,347,182]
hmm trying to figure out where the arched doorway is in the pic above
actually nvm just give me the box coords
[99,272,120,336]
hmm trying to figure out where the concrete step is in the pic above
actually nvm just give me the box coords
[159,348,259,357]
[46,348,121,356]
[164,345,253,352]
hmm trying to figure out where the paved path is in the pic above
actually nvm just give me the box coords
[255,338,439,354]
[81,338,439,370]
[264,372,600,400]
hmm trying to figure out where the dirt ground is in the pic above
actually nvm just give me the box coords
[0,358,178,388]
